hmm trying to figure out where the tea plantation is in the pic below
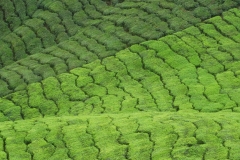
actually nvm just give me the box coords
[1,0,240,159]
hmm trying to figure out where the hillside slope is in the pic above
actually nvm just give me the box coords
[1,112,240,159]
[1,0,240,97]
[0,1,240,160]
[1,8,240,120]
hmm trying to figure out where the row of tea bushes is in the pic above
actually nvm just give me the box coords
[0,112,240,159]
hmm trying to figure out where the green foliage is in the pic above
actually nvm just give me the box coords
[199,23,234,44]
[42,77,65,101]
[62,122,98,159]
[197,68,221,94]
[28,82,58,116]
[58,73,88,101]
[0,69,26,90]
[216,71,240,89]
[200,54,224,74]
[178,66,197,84]
[208,48,233,63]
[208,94,236,110]
[2,33,27,60]
[59,40,98,62]
[122,133,152,159]
[28,137,55,159]
[223,10,240,31]
[169,17,189,31]
[82,38,106,56]
[24,18,44,31]
[207,16,240,42]
[13,0,27,20]
[0,41,13,67]
[193,7,211,19]
[47,46,75,60]
[129,44,146,53]
[59,10,79,36]
[8,90,41,119]
[231,8,240,17]
[62,0,82,13]
[37,27,56,48]
[222,0,238,10]
[84,4,102,19]
[159,0,176,9]
[6,63,42,84]
[0,98,21,121]
[1,2,240,160]
[70,68,93,87]
[0,112,240,159]
[33,64,56,79]
[83,83,107,97]
[177,0,198,10]
[208,3,223,15]
[33,10,61,27]
[47,1,66,13]
[24,0,38,16]
[0,80,11,96]
[14,26,44,54]
[55,32,69,42]
[73,11,88,26]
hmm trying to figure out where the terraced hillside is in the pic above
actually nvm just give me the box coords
[1,0,240,159]
[1,0,240,96]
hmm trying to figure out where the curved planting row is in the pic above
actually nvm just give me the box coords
[0,0,239,68]
[0,112,240,159]
[0,1,240,160]
[1,7,240,98]
[0,8,240,121]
